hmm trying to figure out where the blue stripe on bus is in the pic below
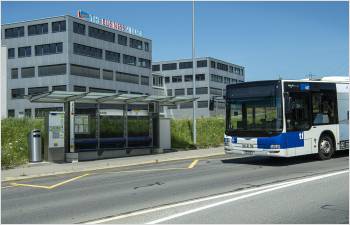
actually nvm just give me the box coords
[230,131,304,149]
[257,131,304,149]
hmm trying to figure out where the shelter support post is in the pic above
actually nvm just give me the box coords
[96,103,100,150]
[66,101,78,162]
[124,103,128,150]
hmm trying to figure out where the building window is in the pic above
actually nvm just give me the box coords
[172,76,182,83]
[197,60,207,68]
[52,85,66,91]
[28,23,48,36]
[130,38,143,50]
[88,26,115,43]
[118,90,128,94]
[145,42,149,52]
[102,69,113,80]
[217,62,228,71]
[152,65,160,71]
[224,77,230,84]
[211,74,223,83]
[21,67,35,78]
[210,61,216,68]
[18,46,31,58]
[152,76,163,87]
[5,26,24,39]
[198,101,208,108]
[141,76,149,86]
[11,88,25,99]
[210,87,222,96]
[184,75,193,82]
[8,109,15,117]
[179,61,193,69]
[231,78,237,84]
[105,50,120,63]
[175,88,185,96]
[52,21,66,33]
[8,48,15,59]
[162,63,177,71]
[35,43,63,56]
[164,77,170,83]
[73,43,103,59]
[38,64,66,76]
[89,87,115,93]
[115,71,139,84]
[196,87,208,95]
[196,74,205,81]
[180,102,193,109]
[167,89,172,96]
[74,86,86,92]
[229,66,234,73]
[25,109,32,117]
[71,64,100,79]
[187,87,208,95]
[11,68,18,79]
[35,107,63,118]
[28,86,49,96]
[73,22,85,35]
[118,34,127,46]
[123,54,137,66]
[138,58,151,68]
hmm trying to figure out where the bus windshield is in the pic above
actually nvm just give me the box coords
[226,81,283,137]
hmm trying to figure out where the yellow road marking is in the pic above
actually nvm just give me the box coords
[10,173,90,190]
[187,159,199,169]
[47,173,90,189]
[10,183,51,189]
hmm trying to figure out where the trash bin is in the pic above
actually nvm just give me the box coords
[28,129,42,162]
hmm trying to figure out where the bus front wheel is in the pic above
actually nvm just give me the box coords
[318,135,335,160]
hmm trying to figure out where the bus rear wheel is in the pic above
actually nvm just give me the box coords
[318,135,335,160]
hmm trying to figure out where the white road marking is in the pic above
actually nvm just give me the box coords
[85,169,348,224]
[146,170,349,224]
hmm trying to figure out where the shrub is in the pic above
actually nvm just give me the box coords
[1,118,44,169]
[171,117,225,149]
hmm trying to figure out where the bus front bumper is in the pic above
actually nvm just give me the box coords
[224,146,290,157]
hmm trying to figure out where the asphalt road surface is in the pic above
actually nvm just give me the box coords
[2,151,349,224]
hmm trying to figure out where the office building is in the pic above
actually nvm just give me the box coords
[2,11,152,117]
[152,57,245,118]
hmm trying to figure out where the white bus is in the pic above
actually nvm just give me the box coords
[224,77,349,160]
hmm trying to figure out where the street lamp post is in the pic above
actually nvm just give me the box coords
[192,0,197,145]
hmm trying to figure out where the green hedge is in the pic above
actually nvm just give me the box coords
[171,117,225,149]
[1,116,225,168]
[1,118,45,169]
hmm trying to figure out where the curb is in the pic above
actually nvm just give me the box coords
[2,152,225,182]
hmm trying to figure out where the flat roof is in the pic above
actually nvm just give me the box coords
[27,91,198,106]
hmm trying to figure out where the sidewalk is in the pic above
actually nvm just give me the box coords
[1,147,225,182]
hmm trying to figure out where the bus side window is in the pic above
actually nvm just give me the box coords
[285,93,311,131]
[312,91,337,125]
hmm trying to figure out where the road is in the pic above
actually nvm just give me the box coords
[1,151,349,224]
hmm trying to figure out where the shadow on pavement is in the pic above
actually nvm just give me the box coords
[221,150,349,167]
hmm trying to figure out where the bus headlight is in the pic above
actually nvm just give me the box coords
[270,144,280,149]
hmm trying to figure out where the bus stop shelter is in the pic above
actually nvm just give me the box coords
[28,91,197,162]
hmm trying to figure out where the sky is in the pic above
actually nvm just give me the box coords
[2,1,348,81]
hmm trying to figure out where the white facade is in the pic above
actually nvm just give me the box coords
[152,57,245,119]
[2,15,152,118]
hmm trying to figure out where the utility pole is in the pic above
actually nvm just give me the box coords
[192,0,197,145]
